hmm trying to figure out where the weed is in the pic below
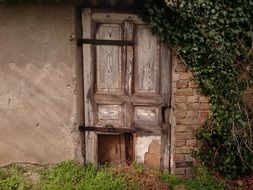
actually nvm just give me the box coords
[35,160,130,190]
[161,167,226,190]
[132,161,145,174]
[0,165,31,190]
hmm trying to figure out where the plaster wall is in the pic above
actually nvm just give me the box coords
[0,2,84,166]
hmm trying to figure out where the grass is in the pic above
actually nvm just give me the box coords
[36,162,129,190]
[0,165,32,190]
[0,161,227,190]
[161,167,226,190]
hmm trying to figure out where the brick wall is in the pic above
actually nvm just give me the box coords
[171,57,210,177]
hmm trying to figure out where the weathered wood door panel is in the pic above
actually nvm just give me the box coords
[95,23,123,95]
[82,9,171,167]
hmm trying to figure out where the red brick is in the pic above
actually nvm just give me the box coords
[179,73,193,80]
[176,118,194,125]
[186,139,197,147]
[175,140,186,147]
[187,96,199,103]
[176,125,186,132]
[144,140,160,169]
[199,103,210,110]
[186,111,198,118]
[176,81,188,88]
[195,118,207,125]
[176,88,193,96]
[174,154,185,161]
[185,154,194,161]
[173,74,180,81]
[175,63,187,72]
[175,103,188,110]
[175,147,192,154]
[188,81,197,88]
[175,110,186,118]
[176,132,193,140]
[187,103,199,110]
[199,96,209,103]
[187,125,201,131]
[200,111,209,118]
[175,96,187,103]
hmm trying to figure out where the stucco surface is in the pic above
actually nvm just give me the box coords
[0,3,84,165]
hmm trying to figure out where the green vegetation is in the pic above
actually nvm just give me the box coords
[36,161,129,190]
[139,0,253,179]
[0,165,31,190]
[132,161,145,174]
[161,167,226,190]
[0,161,227,190]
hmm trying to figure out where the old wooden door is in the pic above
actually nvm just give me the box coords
[82,9,171,168]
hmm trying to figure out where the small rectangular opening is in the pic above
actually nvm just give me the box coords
[98,133,133,165]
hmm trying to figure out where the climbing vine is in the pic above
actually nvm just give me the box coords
[138,0,253,179]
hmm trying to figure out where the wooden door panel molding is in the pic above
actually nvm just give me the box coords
[96,104,125,127]
[94,94,129,104]
[95,23,121,40]
[94,94,162,105]
[95,23,123,94]
[134,25,160,95]
[96,45,123,94]
[132,94,162,105]
[98,104,123,120]
[134,106,160,125]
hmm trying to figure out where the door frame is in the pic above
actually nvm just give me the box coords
[81,9,172,170]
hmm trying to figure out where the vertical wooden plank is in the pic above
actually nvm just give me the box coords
[82,9,98,166]
[124,21,134,95]
[120,135,126,162]
[123,21,134,128]
[161,44,172,107]
[134,25,160,94]
[160,44,172,170]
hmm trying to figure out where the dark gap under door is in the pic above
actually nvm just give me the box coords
[98,134,133,165]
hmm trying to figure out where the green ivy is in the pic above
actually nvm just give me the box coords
[138,0,253,179]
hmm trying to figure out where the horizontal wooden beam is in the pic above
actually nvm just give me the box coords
[79,126,136,133]
[79,125,161,135]
[77,39,135,46]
